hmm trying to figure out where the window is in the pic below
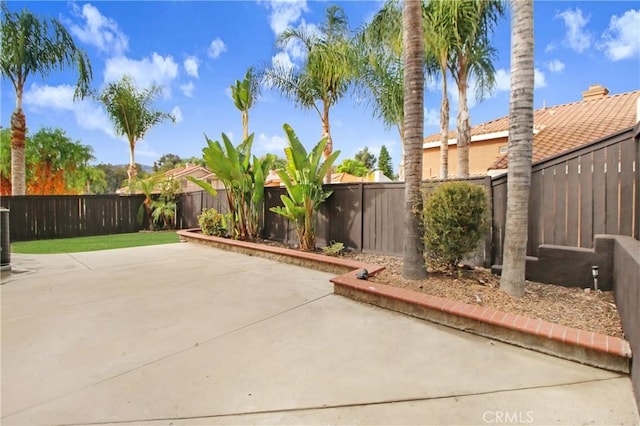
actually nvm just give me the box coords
[499,146,508,154]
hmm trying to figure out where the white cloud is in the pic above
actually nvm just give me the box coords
[183,56,200,78]
[534,68,547,88]
[598,9,640,61]
[490,68,546,91]
[494,69,510,91]
[271,51,295,71]
[260,0,309,35]
[69,3,128,56]
[546,59,565,73]
[24,83,114,137]
[180,81,195,97]
[171,106,183,123]
[257,133,288,154]
[556,8,592,53]
[424,108,439,127]
[208,38,227,59]
[545,43,556,54]
[104,53,179,96]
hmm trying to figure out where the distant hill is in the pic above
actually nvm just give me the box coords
[112,164,154,173]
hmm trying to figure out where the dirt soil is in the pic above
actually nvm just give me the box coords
[343,252,624,339]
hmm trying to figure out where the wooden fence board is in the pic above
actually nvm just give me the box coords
[605,145,621,234]
[592,148,607,236]
[566,158,580,246]
[579,153,594,248]
[619,138,635,236]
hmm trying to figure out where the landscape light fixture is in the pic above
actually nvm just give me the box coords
[591,266,599,291]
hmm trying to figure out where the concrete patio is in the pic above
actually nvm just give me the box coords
[1,242,638,425]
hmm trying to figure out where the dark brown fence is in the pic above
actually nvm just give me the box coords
[492,125,639,265]
[2,195,146,241]
[178,177,490,257]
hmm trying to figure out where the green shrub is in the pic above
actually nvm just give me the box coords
[198,208,227,237]
[322,241,345,256]
[422,182,488,270]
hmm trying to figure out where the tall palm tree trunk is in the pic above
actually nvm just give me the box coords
[10,110,27,196]
[456,74,470,178]
[439,69,450,179]
[402,0,427,280]
[128,143,138,190]
[10,87,27,195]
[500,0,534,297]
[322,103,333,183]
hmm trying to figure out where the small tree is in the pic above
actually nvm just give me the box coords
[423,182,488,271]
[354,147,376,170]
[336,158,369,177]
[270,124,340,251]
[378,145,394,179]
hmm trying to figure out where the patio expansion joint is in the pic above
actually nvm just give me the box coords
[50,376,626,426]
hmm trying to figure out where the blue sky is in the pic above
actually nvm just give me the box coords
[1,1,639,172]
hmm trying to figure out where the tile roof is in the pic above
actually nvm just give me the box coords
[424,86,640,170]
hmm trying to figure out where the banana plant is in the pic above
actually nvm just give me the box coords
[230,68,259,141]
[270,124,340,251]
[188,133,265,240]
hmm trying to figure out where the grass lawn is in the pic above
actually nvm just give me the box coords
[11,231,180,254]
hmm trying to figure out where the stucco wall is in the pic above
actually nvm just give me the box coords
[422,137,507,178]
[612,236,640,410]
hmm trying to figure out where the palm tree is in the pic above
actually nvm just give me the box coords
[354,1,404,142]
[402,0,427,280]
[423,0,456,179]
[448,0,505,178]
[500,0,534,297]
[262,5,353,180]
[0,3,92,195]
[231,68,260,141]
[98,75,174,188]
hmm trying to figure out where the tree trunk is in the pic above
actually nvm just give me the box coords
[242,111,249,141]
[402,0,427,280]
[456,67,470,178]
[500,0,534,297]
[10,86,27,195]
[127,142,138,191]
[322,103,333,184]
[439,67,450,179]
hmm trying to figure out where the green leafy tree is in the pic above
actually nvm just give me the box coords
[270,124,340,251]
[335,159,369,177]
[189,133,265,240]
[1,3,92,195]
[98,75,175,188]
[378,145,394,180]
[260,153,287,171]
[262,5,353,180]
[153,153,182,173]
[152,176,181,230]
[500,0,534,297]
[354,147,376,170]
[0,127,99,194]
[231,68,260,141]
[402,0,427,279]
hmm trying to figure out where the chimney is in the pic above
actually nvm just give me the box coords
[582,84,609,100]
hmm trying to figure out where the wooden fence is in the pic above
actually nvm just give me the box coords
[3,124,637,264]
[177,177,489,258]
[491,124,639,264]
[2,195,145,241]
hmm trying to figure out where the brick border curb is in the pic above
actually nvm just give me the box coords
[177,229,631,373]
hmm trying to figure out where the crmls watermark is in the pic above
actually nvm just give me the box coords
[482,410,534,424]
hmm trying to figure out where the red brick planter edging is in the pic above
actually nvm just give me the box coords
[177,229,631,373]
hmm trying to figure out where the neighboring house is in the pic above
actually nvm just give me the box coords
[117,163,223,194]
[264,169,392,187]
[422,84,640,178]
